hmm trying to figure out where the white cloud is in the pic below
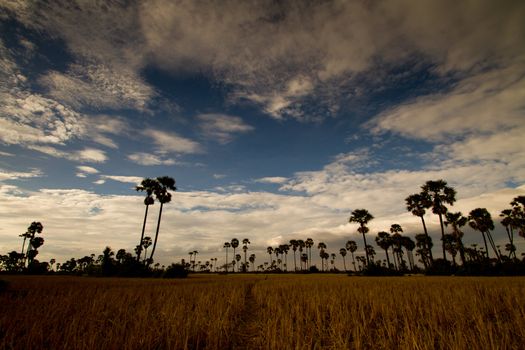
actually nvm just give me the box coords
[0,168,42,181]
[77,166,99,174]
[197,114,254,143]
[255,177,288,185]
[39,64,155,112]
[368,64,525,141]
[0,151,14,157]
[28,145,107,163]
[93,179,105,185]
[101,175,143,185]
[127,152,176,166]
[144,129,202,154]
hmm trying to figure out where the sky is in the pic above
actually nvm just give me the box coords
[1,0,524,268]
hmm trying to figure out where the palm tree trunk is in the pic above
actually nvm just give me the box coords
[420,215,434,263]
[361,225,370,266]
[351,252,356,272]
[343,256,347,272]
[293,251,297,272]
[485,231,501,261]
[384,249,391,268]
[137,204,150,261]
[481,231,490,260]
[226,249,229,273]
[438,213,447,261]
[148,202,164,266]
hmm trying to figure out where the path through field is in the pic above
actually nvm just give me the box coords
[231,281,262,349]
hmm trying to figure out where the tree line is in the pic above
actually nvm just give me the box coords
[1,178,524,276]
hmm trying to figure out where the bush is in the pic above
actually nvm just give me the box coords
[163,263,189,278]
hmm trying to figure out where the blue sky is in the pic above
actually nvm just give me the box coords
[1,1,524,267]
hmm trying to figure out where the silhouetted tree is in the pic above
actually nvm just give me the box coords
[346,240,357,271]
[317,242,327,271]
[339,248,347,271]
[223,242,231,272]
[421,180,456,261]
[375,231,392,268]
[349,209,374,266]
[305,238,314,269]
[405,192,433,264]
[290,239,299,271]
[135,178,159,261]
[444,212,468,265]
[148,176,176,266]
[242,238,250,272]
[468,208,499,261]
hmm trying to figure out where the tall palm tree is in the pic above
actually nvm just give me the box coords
[317,242,327,271]
[231,238,239,271]
[193,250,198,272]
[300,253,308,270]
[267,246,273,266]
[235,254,241,272]
[280,244,289,271]
[500,209,516,259]
[415,233,433,269]
[375,231,392,268]
[401,236,416,270]
[23,222,44,266]
[223,242,231,272]
[305,238,314,269]
[339,248,347,271]
[289,239,299,271]
[421,180,456,261]
[468,208,499,261]
[148,176,176,266]
[297,240,305,270]
[444,212,468,265]
[242,238,250,272]
[405,192,433,263]
[510,196,525,238]
[390,224,404,269]
[346,240,357,271]
[249,254,256,272]
[135,178,159,261]
[349,209,374,266]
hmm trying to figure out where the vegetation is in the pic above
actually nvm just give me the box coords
[0,275,524,349]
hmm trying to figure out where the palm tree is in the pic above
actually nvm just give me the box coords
[339,248,347,271]
[193,250,198,272]
[390,224,404,269]
[305,238,314,269]
[468,208,499,261]
[421,180,456,261]
[317,242,327,271]
[231,238,239,271]
[267,246,273,266]
[401,236,416,270]
[510,196,525,238]
[235,254,242,272]
[297,239,306,270]
[346,240,357,271]
[405,192,433,263]
[223,242,231,272]
[280,244,290,272]
[442,234,458,266]
[289,239,299,271]
[330,253,336,271]
[135,178,159,261]
[249,254,256,272]
[415,233,433,269]
[375,231,392,268]
[500,209,516,259]
[242,238,250,272]
[300,253,308,270]
[349,209,374,266]
[141,236,152,263]
[23,222,44,266]
[148,176,176,266]
[444,212,468,265]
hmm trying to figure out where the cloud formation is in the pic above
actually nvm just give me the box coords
[197,113,254,143]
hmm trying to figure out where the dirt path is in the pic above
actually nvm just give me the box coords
[230,281,262,349]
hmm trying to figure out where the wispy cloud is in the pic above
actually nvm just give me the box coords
[28,145,107,163]
[144,129,202,155]
[100,175,143,185]
[197,113,254,143]
[0,168,42,181]
[255,177,288,184]
[127,152,176,166]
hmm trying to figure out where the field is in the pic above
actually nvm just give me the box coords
[1,275,524,350]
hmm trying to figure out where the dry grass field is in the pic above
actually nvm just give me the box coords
[1,275,524,350]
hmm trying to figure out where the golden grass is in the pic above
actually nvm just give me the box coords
[1,275,524,349]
